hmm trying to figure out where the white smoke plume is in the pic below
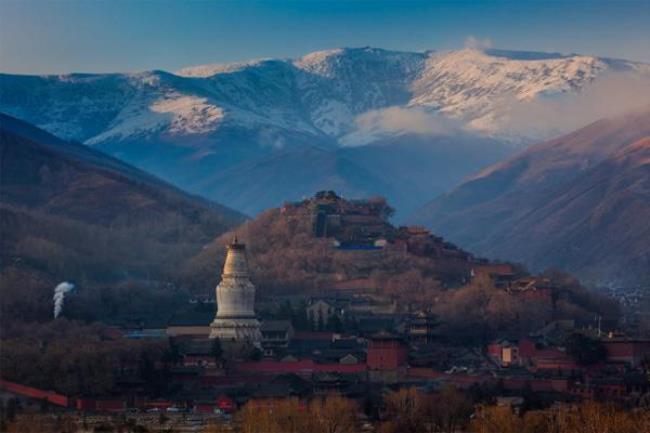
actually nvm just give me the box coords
[464,35,493,50]
[53,282,75,318]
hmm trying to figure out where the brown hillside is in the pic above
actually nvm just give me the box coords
[412,108,650,286]
[183,192,475,298]
[0,113,244,300]
[184,192,619,338]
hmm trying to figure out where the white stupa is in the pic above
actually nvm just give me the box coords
[209,238,261,343]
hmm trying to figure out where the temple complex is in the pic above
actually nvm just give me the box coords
[210,238,261,345]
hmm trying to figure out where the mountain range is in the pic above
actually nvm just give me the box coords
[2,47,649,216]
[412,108,650,287]
[0,113,243,287]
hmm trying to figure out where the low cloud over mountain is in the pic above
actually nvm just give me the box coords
[1,47,648,216]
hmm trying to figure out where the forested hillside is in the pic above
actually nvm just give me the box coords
[0,114,244,324]
[185,193,618,339]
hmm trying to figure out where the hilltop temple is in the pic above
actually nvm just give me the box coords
[210,238,261,345]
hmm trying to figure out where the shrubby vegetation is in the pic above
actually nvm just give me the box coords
[185,208,619,341]
[184,208,456,294]
[1,201,234,287]
[2,385,648,433]
[379,386,473,433]
[0,264,189,328]
[1,195,618,340]
[0,319,172,396]
[376,388,649,433]
[1,124,242,326]
[0,198,622,399]
[470,401,650,433]
[432,272,618,342]
[231,394,358,433]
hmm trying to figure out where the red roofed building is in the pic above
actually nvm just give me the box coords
[217,395,236,413]
[195,395,236,414]
[367,332,408,382]
[601,338,650,367]
[0,379,69,407]
[367,332,407,371]
[488,340,520,367]
[489,338,579,372]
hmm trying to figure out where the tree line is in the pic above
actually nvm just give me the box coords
[3,386,649,433]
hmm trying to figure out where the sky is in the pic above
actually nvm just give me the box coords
[1,0,649,75]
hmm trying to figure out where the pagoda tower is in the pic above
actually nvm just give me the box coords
[210,238,261,344]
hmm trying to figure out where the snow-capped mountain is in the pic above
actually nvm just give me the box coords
[1,47,648,215]
[3,47,648,146]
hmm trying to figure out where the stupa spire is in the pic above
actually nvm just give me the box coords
[210,239,261,344]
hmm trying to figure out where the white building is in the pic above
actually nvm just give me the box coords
[210,238,261,344]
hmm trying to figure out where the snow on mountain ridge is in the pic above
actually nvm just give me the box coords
[1,47,648,147]
[292,47,426,137]
[86,94,225,145]
[176,58,275,78]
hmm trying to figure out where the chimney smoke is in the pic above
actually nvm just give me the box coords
[53,282,75,318]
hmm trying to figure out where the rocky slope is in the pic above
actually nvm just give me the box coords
[412,108,650,286]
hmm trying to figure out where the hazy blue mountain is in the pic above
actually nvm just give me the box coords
[411,108,650,286]
[2,47,648,215]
